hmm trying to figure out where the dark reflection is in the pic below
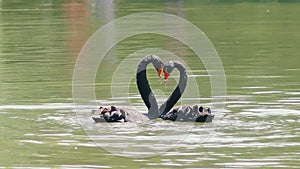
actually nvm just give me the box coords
[95,0,116,63]
[165,0,184,18]
[96,0,115,22]
[164,0,188,57]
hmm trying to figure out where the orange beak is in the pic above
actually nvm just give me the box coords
[164,71,170,82]
[158,67,163,78]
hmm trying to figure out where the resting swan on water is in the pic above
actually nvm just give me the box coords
[92,55,214,123]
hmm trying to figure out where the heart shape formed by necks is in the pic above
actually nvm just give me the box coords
[94,55,213,123]
[136,55,188,119]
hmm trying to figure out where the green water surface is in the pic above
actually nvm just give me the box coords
[0,0,299,168]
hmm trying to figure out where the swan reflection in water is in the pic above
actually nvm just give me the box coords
[92,55,214,123]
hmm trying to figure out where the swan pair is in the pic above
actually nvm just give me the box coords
[92,55,214,123]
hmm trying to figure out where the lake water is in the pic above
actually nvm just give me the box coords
[0,0,300,168]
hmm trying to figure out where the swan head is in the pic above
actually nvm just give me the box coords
[163,61,175,82]
[140,55,164,78]
[150,55,164,78]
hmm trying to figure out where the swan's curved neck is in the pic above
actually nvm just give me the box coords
[136,56,160,119]
[159,61,187,115]
[175,62,188,86]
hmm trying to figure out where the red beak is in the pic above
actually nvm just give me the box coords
[158,67,163,78]
[164,71,170,82]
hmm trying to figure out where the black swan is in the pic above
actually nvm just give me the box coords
[92,56,214,123]
[159,60,214,122]
[92,55,164,122]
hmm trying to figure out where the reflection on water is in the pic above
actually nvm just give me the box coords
[1,0,300,168]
